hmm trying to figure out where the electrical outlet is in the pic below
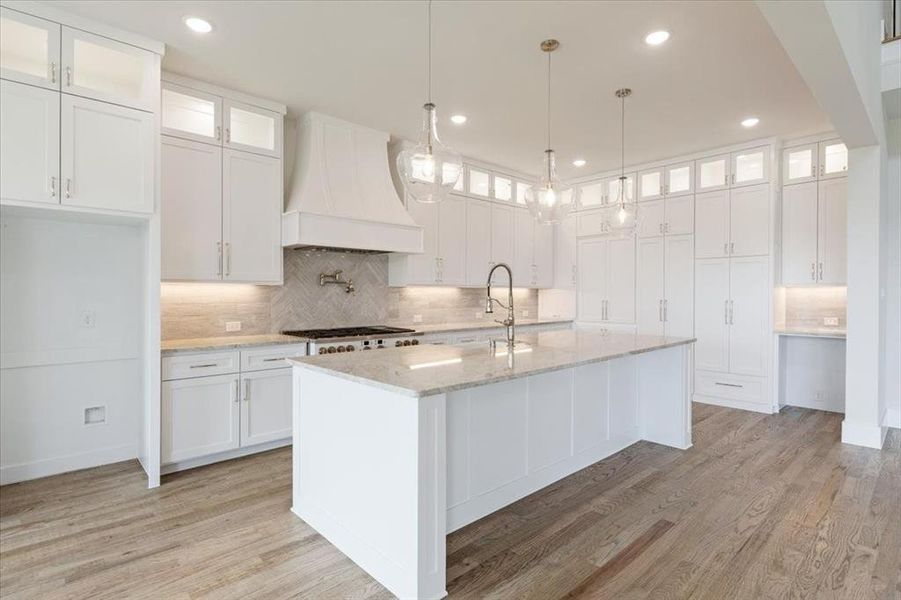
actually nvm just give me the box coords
[225,321,242,332]
[413,314,423,323]
[81,310,96,328]
[823,317,839,327]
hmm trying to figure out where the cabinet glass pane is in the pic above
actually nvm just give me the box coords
[73,38,144,101]
[162,89,216,138]
[787,148,813,180]
[699,159,726,188]
[734,151,764,183]
[453,168,464,191]
[668,166,691,194]
[494,176,512,201]
[515,182,531,204]
[823,143,847,174]
[580,182,604,206]
[0,16,48,79]
[640,171,661,198]
[608,175,634,202]
[229,107,275,151]
[442,162,462,187]
[469,169,489,196]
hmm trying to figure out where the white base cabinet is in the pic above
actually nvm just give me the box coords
[241,369,293,446]
[162,374,240,464]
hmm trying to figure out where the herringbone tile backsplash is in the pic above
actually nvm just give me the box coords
[162,249,538,340]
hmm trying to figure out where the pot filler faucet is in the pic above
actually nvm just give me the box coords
[485,263,515,346]
[320,270,355,294]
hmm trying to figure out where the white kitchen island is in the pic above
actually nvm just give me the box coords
[288,329,694,599]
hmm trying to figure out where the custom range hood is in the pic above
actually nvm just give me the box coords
[282,112,423,253]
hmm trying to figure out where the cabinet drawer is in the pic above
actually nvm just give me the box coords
[162,351,239,380]
[240,344,307,372]
[695,370,765,404]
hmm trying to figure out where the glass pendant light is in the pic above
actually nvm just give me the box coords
[607,88,639,237]
[525,39,576,224]
[396,0,462,204]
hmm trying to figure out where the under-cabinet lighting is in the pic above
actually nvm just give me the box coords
[408,358,463,370]
[645,30,670,46]
[184,17,213,33]
[741,117,760,128]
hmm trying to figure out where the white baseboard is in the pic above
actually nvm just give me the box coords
[0,444,137,485]
[842,417,888,449]
[161,438,291,475]
[884,407,901,429]
[693,395,775,415]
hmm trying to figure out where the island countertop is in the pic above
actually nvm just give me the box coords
[287,330,695,397]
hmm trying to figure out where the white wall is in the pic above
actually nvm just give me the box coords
[884,118,901,428]
[0,213,145,484]
[779,336,846,413]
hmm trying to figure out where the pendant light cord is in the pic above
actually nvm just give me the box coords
[427,0,432,104]
[620,93,625,179]
[546,50,551,151]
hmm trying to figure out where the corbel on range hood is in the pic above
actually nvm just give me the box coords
[282,112,423,253]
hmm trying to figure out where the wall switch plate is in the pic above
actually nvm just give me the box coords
[225,321,242,332]
[823,317,839,326]
[81,310,96,328]
[413,314,423,323]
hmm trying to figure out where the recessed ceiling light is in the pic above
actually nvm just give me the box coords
[645,30,670,46]
[184,17,213,33]
[741,117,760,128]
[450,114,467,125]
[572,159,586,167]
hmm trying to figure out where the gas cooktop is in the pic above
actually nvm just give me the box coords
[282,326,416,340]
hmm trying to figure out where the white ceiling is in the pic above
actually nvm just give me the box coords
[47,0,833,178]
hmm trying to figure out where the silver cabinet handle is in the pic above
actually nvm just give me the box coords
[810,262,816,281]
[659,185,663,197]
[664,299,668,322]
[715,382,743,388]
[65,66,72,87]
[659,299,664,322]
[262,357,284,362]
[216,126,221,141]
[818,262,823,281]
[820,165,824,176]
[190,363,219,369]
[225,128,231,143]
[244,379,250,402]
[234,378,240,403]
[659,223,664,234]
[50,62,56,84]
[811,164,816,178]
[724,243,728,255]
[730,242,735,254]
[665,183,669,195]
[665,222,670,234]
[729,300,734,324]
[50,176,56,197]
[217,242,223,277]
[731,173,736,185]
[725,300,729,324]
[225,242,231,276]
[65,178,71,199]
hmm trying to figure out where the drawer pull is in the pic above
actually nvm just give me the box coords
[715,382,743,388]
[262,357,285,362]
[189,363,219,369]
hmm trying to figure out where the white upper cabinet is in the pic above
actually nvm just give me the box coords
[465,199,491,285]
[818,140,848,179]
[781,181,818,285]
[513,209,534,287]
[665,162,693,197]
[696,154,730,192]
[514,181,531,206]
[729,184,769,257]
[782,143,817,185]
[731,147,769,187]
[0,8,60,90]
[817,178,847,284]
[638,168,664,201]
[0,80,59,205]
[60,94,154,213]
[61,27,156,111]
[665,195,694,236]
[224,99,282,157]
[493,175,512,202]
[577,238,607,322]
[222,149,283,283]
[533,222,554,288]
[579,181,606,208]
[399,198,438,284]
[637,199,665,238]
[554,215,577,290]
[161,82,222,145]
[468,168,490,198]
[490,203,514,268]
[694,190,730,258]
[606,173,636,203]
[438,195,467,285]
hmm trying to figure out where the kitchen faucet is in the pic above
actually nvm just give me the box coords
[485,263,515,346]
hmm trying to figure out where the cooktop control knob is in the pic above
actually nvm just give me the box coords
[337,345,345,353]
[395,340,403,347]
[411,339,420,345]
[346,345,355,352]
[318,348,326,355]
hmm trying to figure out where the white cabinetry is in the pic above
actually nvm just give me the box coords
[637,235,694,337]
[638,195,693,238]
[512,208,554,287]
[533,222,554,288]
[240,369,293,446]
[695,184,769,258]
[783,139,847,185]
[554,214,577,289]
[0,80,59,205]
[465,199,491,286]
[577,237,634,324]
[162,374,240,463]
[0,7,60,90]
[491,203,514,268]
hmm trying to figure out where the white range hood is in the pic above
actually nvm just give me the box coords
[282,112,423,253]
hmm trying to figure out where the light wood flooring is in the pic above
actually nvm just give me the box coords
[1,404,899,599]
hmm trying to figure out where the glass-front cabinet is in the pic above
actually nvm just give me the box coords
[0,7,60,90]
[783,143,817,185]
[665,162,693,196]
[224,99,281,157]
[819,140,848,179]
[578,181,605,208]
[161,82,222,144]
[606,173,635,203]
[638,168,664,201]
[493,175,512,201]
[468,168,490,197]
[696,154,730,191]
[731,147,768,187]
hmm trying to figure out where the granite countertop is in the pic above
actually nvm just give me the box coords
[287,330,695,398]
[774,328,847,339]
[401,318,572,337]
[161,334,308,355]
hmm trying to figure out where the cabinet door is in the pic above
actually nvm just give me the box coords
[731,147,769,187]
[728,256,769,376]
[0,7,60,90]
[781,181,818,284]
[60,94,154,213]
[637,199,665,238]
[223,149,282,283]
[695,190,729,258]
[729,183,769,257]
[638,168,664,201]
[817,178,847,284]
[663,235,694,338]
[490,203,514,267]
[438,194,467,285]
[665,195,694,235]
[513,208,534,286]
[0,80,59,205]
[607,173,636,203]
[696,154,730,192]
[554,215,577,289]
[161,374,240,464]
[782,144,817,185]
[577,238,608,322]
[405,196,439,284]
[636,237,665,336]
[161,136,223,281]
[61,27,156,111]
[579,181,606,208]
[533,222,555,288]
[161,81,222,145]
[577,208,609,237]
[606,237,635,323]
[224,99,282,158]
[240,369,292,447]
[665,162,693,197]
[694,258,730,372]
[818,140,848,180]
[465,199,492,286]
